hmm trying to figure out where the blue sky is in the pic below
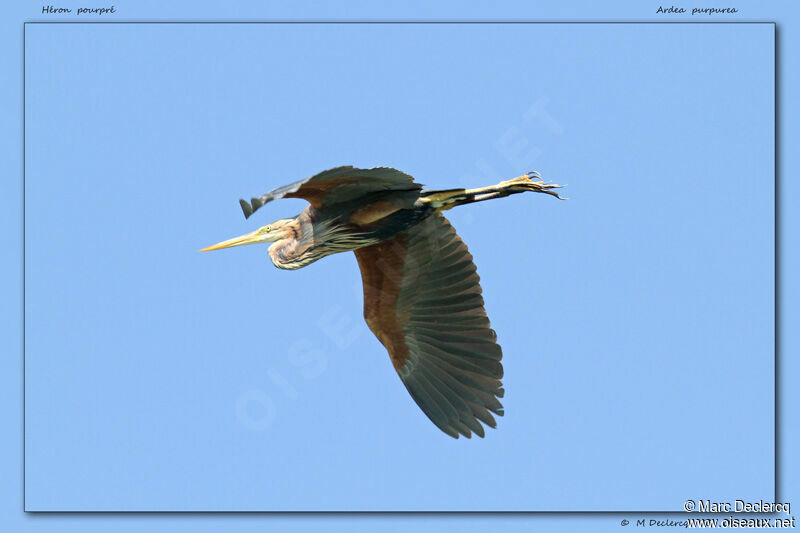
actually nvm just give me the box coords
[3,1,797,532]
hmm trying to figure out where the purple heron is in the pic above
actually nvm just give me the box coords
[201,166,563,438]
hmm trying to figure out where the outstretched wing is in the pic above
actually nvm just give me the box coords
[354,213,504,439]
[239,166,422,219]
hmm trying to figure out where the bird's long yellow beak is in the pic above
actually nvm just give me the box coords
[199,229,264,252]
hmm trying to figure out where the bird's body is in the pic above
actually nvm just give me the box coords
[202,166,562,438]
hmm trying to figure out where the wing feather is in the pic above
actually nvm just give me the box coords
[240,166,422,218]
[354,213,505,439]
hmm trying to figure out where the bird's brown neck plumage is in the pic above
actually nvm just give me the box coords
[267,205,402,270]
[267,210,315,270]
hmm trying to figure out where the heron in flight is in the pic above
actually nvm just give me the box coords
[201,166,563,438]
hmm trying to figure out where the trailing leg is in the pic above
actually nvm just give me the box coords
[420,171,564,211]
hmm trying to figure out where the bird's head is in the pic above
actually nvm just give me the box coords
[199,218,295,252]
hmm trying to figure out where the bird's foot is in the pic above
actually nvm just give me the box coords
[500,172,566,200]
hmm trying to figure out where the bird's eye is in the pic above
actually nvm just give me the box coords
[266,225,272,232]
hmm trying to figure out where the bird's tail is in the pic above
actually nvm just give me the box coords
[420,172,565,211]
